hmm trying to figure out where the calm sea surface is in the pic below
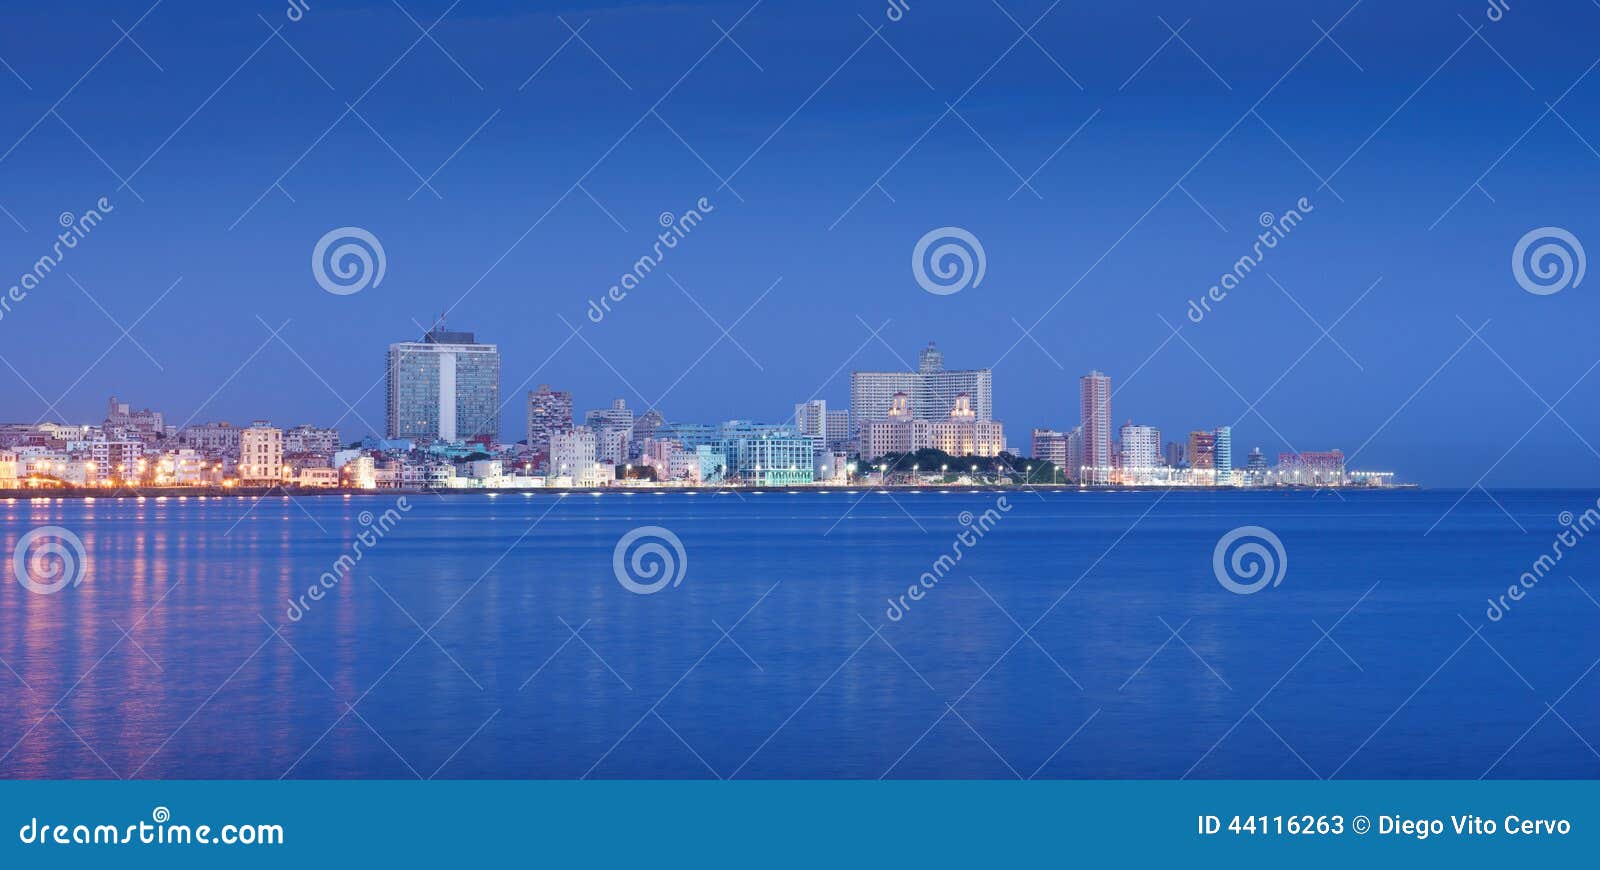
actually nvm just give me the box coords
[1,489,1597,779]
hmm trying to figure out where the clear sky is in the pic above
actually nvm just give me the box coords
[1,0,1598,486]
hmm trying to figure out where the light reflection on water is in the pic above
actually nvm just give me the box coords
[0,489,1596,779]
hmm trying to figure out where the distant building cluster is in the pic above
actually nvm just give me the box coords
[1029,368,1390,488]
[0,331,1395,492]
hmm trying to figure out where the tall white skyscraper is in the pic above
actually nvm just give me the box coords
[794,400,827,438]
[1119,423,1160,482]
[387,327,501,444]
[1079,370,1111,484]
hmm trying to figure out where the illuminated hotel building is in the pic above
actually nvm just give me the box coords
[387,327,501,443]
[851,342,993,429]
[1079,371,1111,484]
[861,392,1004,460]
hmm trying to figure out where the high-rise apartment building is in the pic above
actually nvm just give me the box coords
[851,342,993,428]
[585,399,634,464]
[595,427,630,466]
[794,399,829,460]
[824,409,851,452]
[387,327,500,444]
[1119,423,1161,480]
[1079,371,1112,484]
[1213,426,1233,482]
[585,398,634,433]
[1031,428,1066,467]
[1188,430,1216,470]
[794,400,827,440]
[526,384,573,456]
[631,409,664,457]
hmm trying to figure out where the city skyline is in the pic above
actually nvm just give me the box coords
[1,2,1597,487]
[0,323,1383,490]
[0,338,1384,484]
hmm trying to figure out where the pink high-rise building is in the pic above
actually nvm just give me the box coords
[1079,370,1111,484]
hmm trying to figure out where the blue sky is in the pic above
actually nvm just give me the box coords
[2,0,1599,485]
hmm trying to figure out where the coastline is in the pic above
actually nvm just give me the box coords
[0,483,1421,500]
